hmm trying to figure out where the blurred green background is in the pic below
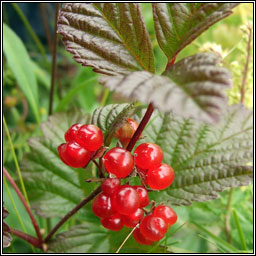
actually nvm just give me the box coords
[3,3,253,253]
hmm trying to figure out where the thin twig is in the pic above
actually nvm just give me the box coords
[44,185,102,243]
[3,167,43,244]
[11,228,42,249]
[240,23,252,104]
[48,3,60,115]
[92,159,105,178]
[116,224,139,253]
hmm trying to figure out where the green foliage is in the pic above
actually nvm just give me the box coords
[100,53,231,123]
[3,23,40,123]
[142,104,252,205]
[152,3,239,61]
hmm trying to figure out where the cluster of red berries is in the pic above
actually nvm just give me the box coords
[58,124,104,168]
[92,178,177,244]
[58,119,177,245]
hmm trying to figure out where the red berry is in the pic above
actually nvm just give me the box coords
[139,215,168,241]
[134,186,150,208]
[64,123,82,142]
[133,227,154,245]
[111,185,140,215]
[153,205,177,226]
[76,124,104,151]
[115,118,139,148]
[134,143,163,170]
[58,141,92,168]
[101,213,123,231]
[122,208,144,228]
[92,193,114,218]
[101,178,120,196]
[103,147,134,178]
[147,163,174,190]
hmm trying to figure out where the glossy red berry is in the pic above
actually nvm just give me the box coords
[122,208,144,228]
[103,147,134,178]
[134,143,163,170]
[133,227,154,245]
[111,185,140,215]
[147,163,174,190]
[101,178,120,196]
[58,141,92,168]
[115,118,139,148]
[153,205,177,226]
[92,193,114,218]
[76,124,104,151]
[101,213,123,231]
[64,123,82,142]
[139,215,168,241]
[134,186,150,208]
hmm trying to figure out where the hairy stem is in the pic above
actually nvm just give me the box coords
[126,102,154,152]
[44,185,102,243]
[3,167,43,244]
[48,3,60,115]
[240,23,252,104]
[11,228,41,249]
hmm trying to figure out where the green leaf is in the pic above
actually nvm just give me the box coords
[152,3,239,61]
[91,103,137,146]
[3,23,40,123]
[21,109,91,218]
[192,222,239,253]
[143,104,253,205]
[100,53,231,124]
[48,223,169,253]
[58,3,154,75]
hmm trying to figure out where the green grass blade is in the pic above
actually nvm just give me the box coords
[192,222,239,253]
[233,209,248,250]
[3,23,40,123]
[11,3,48,65]
[3,115,30,207]
[55,76,98,112]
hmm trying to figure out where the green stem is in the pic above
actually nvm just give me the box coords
[233,209,248,251]
[224,188,234,243]
[11,3,47,65]
[100,88,110,107]
[3,115,30,207]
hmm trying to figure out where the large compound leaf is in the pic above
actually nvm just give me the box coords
[91,103,136,145]
[21,110,91,218]
[142,104,253,205]
[48,223,168,253]
[100,53,231,123]
[152,3,239,61]
[58,3,154,76]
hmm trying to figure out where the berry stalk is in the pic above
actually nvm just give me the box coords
[126,102,154,152]
[44,185,102,243]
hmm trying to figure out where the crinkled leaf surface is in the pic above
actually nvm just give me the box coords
[100,53,231,123]
[21,110,91,218]
[91,103,136,145]
[142,104,253,205]
[58,3,154,75]
[152,3,239,60]
[48,223,168,253]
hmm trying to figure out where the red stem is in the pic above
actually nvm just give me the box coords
[11,228,41,249]
[3,167,43,244]
[44,185,102,243]
[126,102,154,152]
